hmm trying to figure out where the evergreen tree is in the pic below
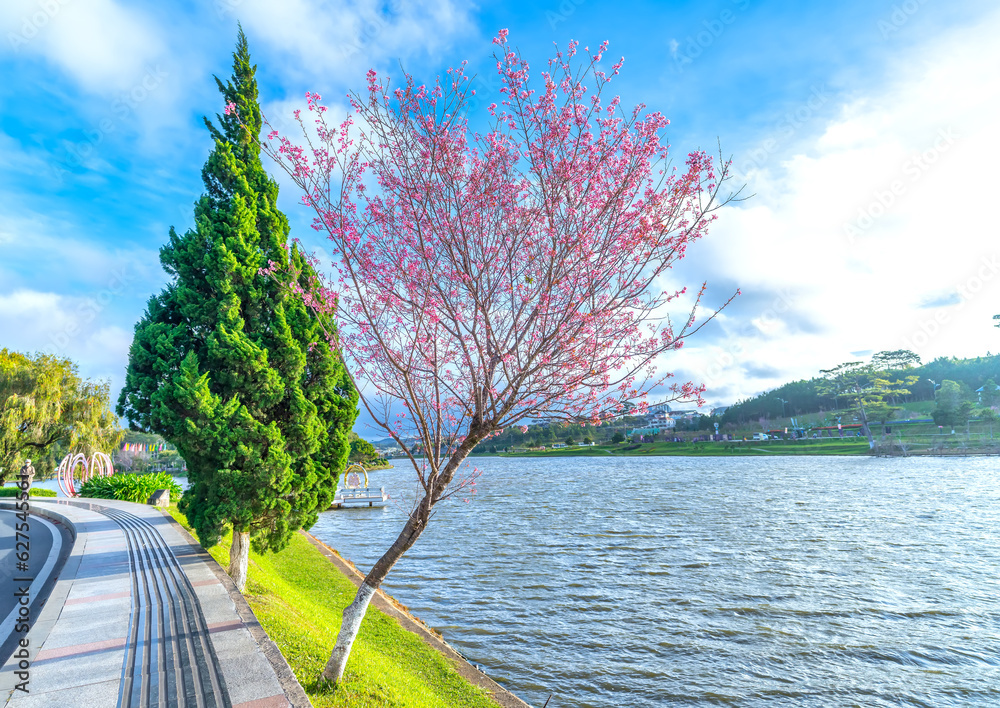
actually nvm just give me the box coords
[347,433,379,464]
[932,379,973,428]
[980,378,999,407]
[117,29,357,591]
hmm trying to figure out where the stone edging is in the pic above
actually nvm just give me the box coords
[300,531,533,708]
[0,500,78,697]
[157,511,313,708]
[0,501,76,542]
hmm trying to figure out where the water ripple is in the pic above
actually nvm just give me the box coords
[312,456,1000,707]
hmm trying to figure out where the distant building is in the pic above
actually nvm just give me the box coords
[711,406,729,416]
[647,400,672,414]
[649,412,676,428]
[976,383,1000,402]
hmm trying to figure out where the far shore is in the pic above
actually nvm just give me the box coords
[494,439,1000,458]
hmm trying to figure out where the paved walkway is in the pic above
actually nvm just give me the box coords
[0,499,309,708]
[0,510,62,667]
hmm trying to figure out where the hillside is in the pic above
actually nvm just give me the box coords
[719,354,1000,425]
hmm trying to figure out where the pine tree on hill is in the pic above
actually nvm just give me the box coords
[117,29,357,591]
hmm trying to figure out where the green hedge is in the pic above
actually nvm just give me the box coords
[78,472,183,504]
[0,487,58,497]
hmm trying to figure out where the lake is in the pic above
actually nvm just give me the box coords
[311,456,1000,708]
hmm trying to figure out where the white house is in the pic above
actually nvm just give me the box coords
[650,412,676,428]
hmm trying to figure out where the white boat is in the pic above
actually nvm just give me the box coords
[330,464,388,509]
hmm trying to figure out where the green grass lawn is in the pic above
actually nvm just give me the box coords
[504,439,872,457]
[0,486,58,496]
[503,431,1000,458]
[167,506,499,708]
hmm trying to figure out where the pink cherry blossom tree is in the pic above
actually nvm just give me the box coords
[260,31,740,685]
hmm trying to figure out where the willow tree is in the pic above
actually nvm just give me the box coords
[117,30,357,591]
[0,349,121,484]
[260,31,737,684]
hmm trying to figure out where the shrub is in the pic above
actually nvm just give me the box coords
[0,487,57,497]
[78,472,183,504]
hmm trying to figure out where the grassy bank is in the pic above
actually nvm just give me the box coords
[167,505,498,708]
[0,486,58,497]
[502,439,872,457]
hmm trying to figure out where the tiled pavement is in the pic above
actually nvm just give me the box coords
[0,499,309,708]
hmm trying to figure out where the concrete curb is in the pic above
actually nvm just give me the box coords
[0,499,306,707]
[158,511,313,708]
[300,531,533,708]
[0,501,76,542]
[0,502,77,701]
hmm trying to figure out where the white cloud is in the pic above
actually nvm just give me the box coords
[1,0,166,94]
[0,208,162,292]
[673,6,1000,407]
[0,290,131,390]
[234,0,477,83]
[0,203,160,402]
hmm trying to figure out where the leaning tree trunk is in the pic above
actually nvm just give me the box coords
[857,402,876,450]
[321,504,429,685]
[229,529,251,593]
[321,429,486,686]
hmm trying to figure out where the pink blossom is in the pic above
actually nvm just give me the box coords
[258,31,736,502]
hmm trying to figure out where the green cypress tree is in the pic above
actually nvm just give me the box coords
[117,29,357,591]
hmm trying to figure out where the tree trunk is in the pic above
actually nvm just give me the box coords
[321,427,487,686]
[229,529,250,593]
[322,581,377,685]
[321,508,428,685]
[857,402,875,450]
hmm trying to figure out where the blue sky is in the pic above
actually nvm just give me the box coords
[2,0,998,434]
